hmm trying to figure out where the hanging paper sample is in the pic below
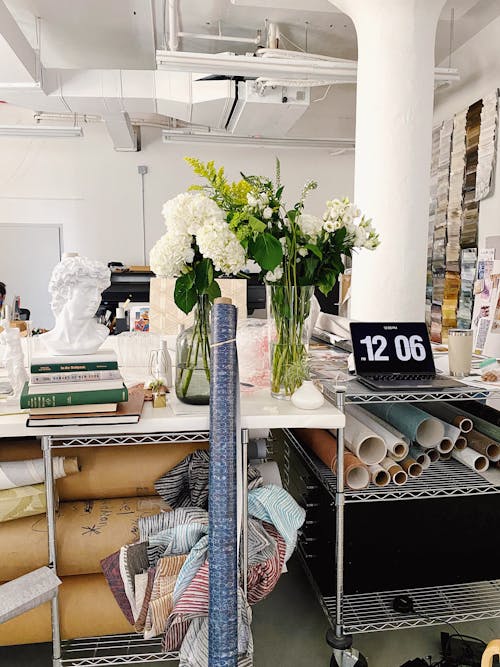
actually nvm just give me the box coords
[426,126,441,329]
[476,90,499,200]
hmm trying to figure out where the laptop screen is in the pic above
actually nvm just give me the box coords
[350,322,436,375]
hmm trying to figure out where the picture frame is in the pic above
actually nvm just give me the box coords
[128,302,150,332]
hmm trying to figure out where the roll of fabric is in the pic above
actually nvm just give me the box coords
[380,457,408,485]
[466,430,500,462]
[366,404,444,448]
[209,299,239,667]
[408,444,432,470]
[422,403,473,433]
[451,400,500,428]
[0,440,207,501]
[293,429,370,490]
[367,464,390,487]
[0,496,167,581]
[0,483,48,523]
[345,405,409,459]
[0,573,133,645]
[452,446,489,472]
[0,457,78,491]
[399,456,423,478]
[342,414,387,465]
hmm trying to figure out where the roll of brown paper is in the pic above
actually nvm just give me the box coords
[0,573,132,646]
[0,439,207,501]
[293,429,370,490]
[380,457,408,485]
[0,496,167,581]
[400,457,423,478]
[466,430,500,462]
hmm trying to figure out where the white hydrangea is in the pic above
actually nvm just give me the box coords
[265,266,284,283]
[196,219,246,275]
[322,197,379,250]
[162,192,225,236]
[150,230,194,277]
[297,213,324,242]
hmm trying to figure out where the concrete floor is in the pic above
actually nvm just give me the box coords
[1,556,499,667]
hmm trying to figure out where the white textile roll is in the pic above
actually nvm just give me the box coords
[0,457,74,491]
[345,405,409,459]
[339,414,387,465]
[368,464,390,487]
[452,447,489,472]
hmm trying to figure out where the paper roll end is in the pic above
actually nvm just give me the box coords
[214,297,232,305]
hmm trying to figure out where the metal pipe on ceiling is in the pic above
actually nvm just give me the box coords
[168,0,179,51]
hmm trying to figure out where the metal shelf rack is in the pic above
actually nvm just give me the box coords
[60,634,178,666]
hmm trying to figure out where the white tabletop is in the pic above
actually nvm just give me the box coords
[0,387,344,439]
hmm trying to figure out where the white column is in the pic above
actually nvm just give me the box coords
[332,0,447,321]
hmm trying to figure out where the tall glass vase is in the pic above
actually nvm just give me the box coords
[175,295,211,405]
[267,284,314,400]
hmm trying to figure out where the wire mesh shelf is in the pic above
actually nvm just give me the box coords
[284,430,499,503]
[60,633,178,666]
[322,379,493,404]
[323,580,500,634]
[47,431,209,449]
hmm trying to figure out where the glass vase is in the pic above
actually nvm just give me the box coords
[175,295,211,405]
[267,284,314,400]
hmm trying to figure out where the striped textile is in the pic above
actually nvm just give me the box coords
[119,542,149,621]
[149,523,208,557]
[247,523,286,605]
[134,567,156,632]
[144,554,187,639]
[155,450,210,509]
[247,485,305,562]
[100,550,134,625]
[139,508,208,541]
[173,535,208,606]
[247,519,276,567]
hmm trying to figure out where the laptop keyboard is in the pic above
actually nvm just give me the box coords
[367,374,435,382]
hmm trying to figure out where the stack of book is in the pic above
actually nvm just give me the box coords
[22,351,144,427]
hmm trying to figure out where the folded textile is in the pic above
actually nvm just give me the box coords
[173,535,208,606]
[0,483,47,523]
[139,507,209,541]
[144,554,187,639]
[247,485,305,562]
[134,568,156,632]
[247,523,286,605]
[119,542,149,620]
[100,550,134,624]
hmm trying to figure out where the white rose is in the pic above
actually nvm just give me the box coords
[247,193,258,207]
[263,207,273,219]
[323,220,336,233]
[298,247,308,257]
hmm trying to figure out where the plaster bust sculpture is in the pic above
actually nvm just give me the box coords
[41,254,111,356]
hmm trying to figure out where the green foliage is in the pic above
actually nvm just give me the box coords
[249,233,283,271]
[194,258,213,295]
[174,272,197,314]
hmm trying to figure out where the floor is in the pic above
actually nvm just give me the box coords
[1,556,499,667]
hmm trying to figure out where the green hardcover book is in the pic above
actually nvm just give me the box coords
[21,383,128,410]
[31,352,118,374]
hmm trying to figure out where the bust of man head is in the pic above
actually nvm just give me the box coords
[42,255,111,356]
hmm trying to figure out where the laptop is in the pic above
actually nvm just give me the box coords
[349,322,464,390]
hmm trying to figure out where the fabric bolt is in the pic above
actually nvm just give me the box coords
[134,568,156,632]
[0,457,72,491]
[247,523,286,605]
[209,301,239,667]
[100,550,134,625]
[0,483,47,523]
[174,535,209,606]
[247,485,306,562]
[144,554,187,639]
[155,450,210,509]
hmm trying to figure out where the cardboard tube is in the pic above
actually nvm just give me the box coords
[409,444,431,470]
[400,457,423,478]
[63,457,79,475]
[438,438,454,454]
[427,448,440,463]
[440,452,452,461]
[380,457,408,486]
[422,403,473,433]
[341,415,387,465]
[0,574,132,645]
[455,436,467,451]
[0,439,207,501]
[345,405,409,459]
[366,404,444,448]
[452,447,489,472]
[466,430,500,462]
[368,464,390,487]
[0,496,167,581]
[293,429,370,490]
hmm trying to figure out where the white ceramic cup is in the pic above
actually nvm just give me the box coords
[448,328,473,377]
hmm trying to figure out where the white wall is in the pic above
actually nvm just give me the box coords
[0,105,355,267]
[434,14,500,248]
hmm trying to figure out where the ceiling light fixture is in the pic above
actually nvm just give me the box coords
[162,130,355,149]
[0,125,83,138]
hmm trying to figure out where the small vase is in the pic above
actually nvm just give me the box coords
[291,381,324,410]
[267,284,314,400]
[175,295,211,405]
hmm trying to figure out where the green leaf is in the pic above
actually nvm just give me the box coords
[249,233,283,271]
[249,215,266,234]
[174,273,198,314]
[276,185,284,200]
[304,244,323,260]
[194,258,213,294]
[318,270,338,297]
[206,280,222,302]
[287,210,297,224]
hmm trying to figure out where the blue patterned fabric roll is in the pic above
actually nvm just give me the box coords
[209,301,239,667]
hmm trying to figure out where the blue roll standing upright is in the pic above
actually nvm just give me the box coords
[208,299,239,667]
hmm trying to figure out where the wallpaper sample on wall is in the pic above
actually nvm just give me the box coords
[426,91,499,343]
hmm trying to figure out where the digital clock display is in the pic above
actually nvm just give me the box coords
[350,322,435,375]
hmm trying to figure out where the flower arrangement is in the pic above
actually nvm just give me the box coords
[186,158,379,397]
[149,190,246,403]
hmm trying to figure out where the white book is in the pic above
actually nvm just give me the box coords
[30,370,122,385]
[28,380,124,395]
